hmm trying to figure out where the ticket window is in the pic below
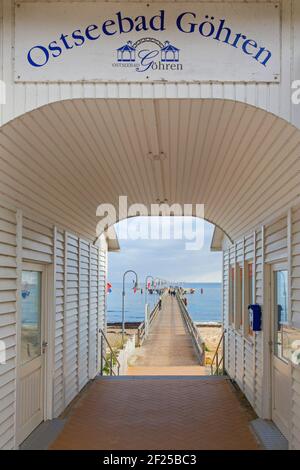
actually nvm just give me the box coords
[229,266,235,325]
[247,263,254,336]
[237,265,243,331]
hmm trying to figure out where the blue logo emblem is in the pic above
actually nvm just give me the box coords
[114,38,183,73]
[160,41,180,62]
[117,41,136,62]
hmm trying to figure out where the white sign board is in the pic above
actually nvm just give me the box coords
[15,2,280,83]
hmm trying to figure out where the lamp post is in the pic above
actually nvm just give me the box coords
[154,277,160,291]
[145,275,154,304]
[122,270,138,345]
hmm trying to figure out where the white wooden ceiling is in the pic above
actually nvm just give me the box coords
[0,98,299,242]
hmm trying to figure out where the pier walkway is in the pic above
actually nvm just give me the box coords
[49,294,260,450]
[128,294,207,375]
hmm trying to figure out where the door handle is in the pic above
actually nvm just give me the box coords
[42,341,48,354]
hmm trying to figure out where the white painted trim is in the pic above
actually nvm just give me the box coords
[96,248,99,374]
[77,239,81,392]
[63,230,68,408]
[242,238,246,337]
[88,244,93,380]
[262,225,272,419]
[253,229,257,405]
[287,208,293,325]
[269,262,292,442]
[14,209,22,449]
[44,228,56,421]
[253,230,257,304]
[43,264,54,422]
[222,252,225,326]
[16,262,50,446]
[1,0,13,126]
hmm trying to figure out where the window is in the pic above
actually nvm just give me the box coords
[21,271,42,364]
[248,263,254,305]
[237,265,243,330]
[247,262,254,337]
[229,266,235,325]
[274,270,288,361]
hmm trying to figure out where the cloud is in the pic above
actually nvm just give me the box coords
[108,218,222,283]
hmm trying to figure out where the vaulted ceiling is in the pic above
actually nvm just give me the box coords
[0,98,299,242]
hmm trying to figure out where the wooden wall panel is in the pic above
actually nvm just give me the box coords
[0,204,17,449]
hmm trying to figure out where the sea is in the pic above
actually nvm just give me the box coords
[107,282,222,324]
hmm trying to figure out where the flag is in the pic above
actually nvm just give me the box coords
[106,282,112,293]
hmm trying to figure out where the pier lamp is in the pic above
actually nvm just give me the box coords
[145,275,154,304]
[122,270,138,345]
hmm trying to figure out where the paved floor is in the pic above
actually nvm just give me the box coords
[128,295,207,375]
[50,296,260,450]
[50,376,260,450]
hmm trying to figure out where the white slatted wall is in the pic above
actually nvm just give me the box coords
[227,245,236,379]
[292,206,300,327]
[0,199,108,445]
[291,368,300,449]
[243,234,255,406]
[291,205,300,449]
[88,245,99,379]
[52,230,107,416]
[0,204,18,449]
[224,209,300,442]
[223,225,268,415]
[223,251,229,372]
[65,234,79,405]
[22,217,53,264]
[253,229,263,415]
[79,239,90,391]
[53,229,65,417]
[99,248,107,334]
[264,216,288,264]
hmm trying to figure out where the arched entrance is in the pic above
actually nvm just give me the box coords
[0,97,299,449]
[0,98,299,241]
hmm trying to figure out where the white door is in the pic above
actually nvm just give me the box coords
[17,265,47,444]
[271,265,291,439]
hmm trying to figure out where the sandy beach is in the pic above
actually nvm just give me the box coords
[107,322,223,370]
[196,324,223,366]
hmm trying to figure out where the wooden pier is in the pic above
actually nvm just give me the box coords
[128,294,207,375]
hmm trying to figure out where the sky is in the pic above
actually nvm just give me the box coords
[108,217,222,284]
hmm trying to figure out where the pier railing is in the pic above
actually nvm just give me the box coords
[137,300,161,346]
[210,330,226,376]
[176,292,205,365]
[99,329,121,376]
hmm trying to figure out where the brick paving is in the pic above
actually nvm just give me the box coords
[50,376,260,450]
[50,295,260,450]
[128,295,207,375]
